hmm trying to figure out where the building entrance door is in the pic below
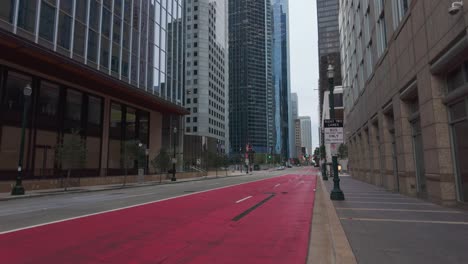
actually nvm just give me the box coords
[411,118,427,198]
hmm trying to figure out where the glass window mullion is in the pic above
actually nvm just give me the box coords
[34,0,41,43]
[128,0,134,83]
[136,0,142,87]
[70,0,76,58]
[97,1,103,68]
[119,0,124,79]
[13,0,19,33]
[84,0,90,64]
[53,0,61,51]
[108,0,114,75]
[144,1,149,91]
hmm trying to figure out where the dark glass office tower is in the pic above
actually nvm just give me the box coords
[229,0,274,154]
[316,0,341,125]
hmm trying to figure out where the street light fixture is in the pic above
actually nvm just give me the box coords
[171,126,177,181]
[327,64,345,201]
[11,84,33,195]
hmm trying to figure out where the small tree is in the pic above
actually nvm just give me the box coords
[56,130,87,191]
[314,147,320,157]
[151,148,171,182]
[338,143,348,159]
[320,145,326,160]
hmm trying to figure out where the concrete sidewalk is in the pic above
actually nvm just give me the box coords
[307,173,357,264]
[323,175,468,264]
[0,170,267,201]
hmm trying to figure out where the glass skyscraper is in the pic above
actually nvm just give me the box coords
[228,0,274,155]
[272,0,291,159]
[316,0,341,127]
[0,0,186,183]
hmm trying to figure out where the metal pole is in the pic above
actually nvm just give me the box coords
[11,85,32,195]
[171,127,177,181]
[328,65,345,201]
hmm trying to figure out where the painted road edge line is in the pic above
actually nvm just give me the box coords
[0,174,290,235]
[236,196,253,203]
[340,217,468,225]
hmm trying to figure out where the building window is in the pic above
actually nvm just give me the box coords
[38,81,60,118]
[375,0,387,57]
[39,2,56,42]
[74,22,86,57]
[65,89,83,124]
[393,0,411,29]
[17,0,37,33]
[0,0,15,23]
[193,126,198,132]
[2,71,32,114]
[87,30,98,62]
[58,12,72,49]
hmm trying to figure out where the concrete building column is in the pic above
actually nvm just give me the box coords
[382,110,396,191]
[370,119,383,187]
[418,70,456,204]
[100,97,110,176]
[357,132,365,181]
[363,127,373,184]
[393,95,417,196]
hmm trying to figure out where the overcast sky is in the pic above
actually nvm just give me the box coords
[289,0,319,149]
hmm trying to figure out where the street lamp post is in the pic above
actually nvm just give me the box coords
[11,84,33,195]
[171,126,177,181]
[327,64,345,201]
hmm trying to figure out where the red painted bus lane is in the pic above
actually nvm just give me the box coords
[1,170,317,264]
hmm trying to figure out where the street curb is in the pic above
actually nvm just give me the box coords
[0,172,256,202]
[308,175,357,264]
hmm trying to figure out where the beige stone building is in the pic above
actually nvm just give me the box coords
[340,0,468,205]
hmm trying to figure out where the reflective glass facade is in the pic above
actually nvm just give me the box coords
[272,0,291,158]
[0,0,184,105]
[0,0,185,181]
[229,0,274,154]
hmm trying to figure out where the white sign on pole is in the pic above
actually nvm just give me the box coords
[324,119,344,144]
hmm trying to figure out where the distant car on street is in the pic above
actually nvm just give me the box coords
[277,166,285,170]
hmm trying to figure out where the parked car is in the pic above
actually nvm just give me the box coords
[276,166,285,170]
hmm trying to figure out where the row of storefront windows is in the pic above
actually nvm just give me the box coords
[0,67,149,180]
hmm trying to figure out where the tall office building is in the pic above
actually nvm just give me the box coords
[299,116,312,157]
[183,0,229,166]
[291,92,298,120]
[340,0,468,205]
[229,0,274,155]
[290,92,298,158]
[294,119,302,159]
[316,0,341,133]
[0,0,185,184]
[272,0,292,159]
